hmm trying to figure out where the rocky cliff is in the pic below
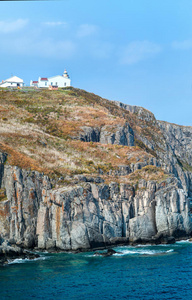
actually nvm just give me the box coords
[0,164,190,251]
[0,87,191,252]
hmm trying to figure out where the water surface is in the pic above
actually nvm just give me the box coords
[1,241,192,299]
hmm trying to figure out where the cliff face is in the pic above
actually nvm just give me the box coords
[157,121,192,197]
[0,163,191,250]
[79,122,134,146]
[114,101,192,195]
[0,88,191,251]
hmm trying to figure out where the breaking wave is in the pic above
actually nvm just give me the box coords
[113,248,174,256]
[7,256,46,265]
[86,246,175,257]
[176,239,191,243]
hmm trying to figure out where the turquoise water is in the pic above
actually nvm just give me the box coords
[1,241,192,300]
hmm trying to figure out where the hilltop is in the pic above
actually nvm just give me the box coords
[0,87,169,184]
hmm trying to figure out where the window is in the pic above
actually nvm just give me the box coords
[45,82,47,86]
[51,82,53,86]
[64,83,66,87]
[55,82,57,86]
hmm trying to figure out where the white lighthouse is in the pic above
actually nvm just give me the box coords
[30,69,71,88]
[63,69,70,78]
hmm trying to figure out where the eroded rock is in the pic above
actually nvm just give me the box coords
[0,165,191,251]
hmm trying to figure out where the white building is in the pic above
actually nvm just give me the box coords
[0,76,24,88]
[30,70,71,88]
[30,80,38,87]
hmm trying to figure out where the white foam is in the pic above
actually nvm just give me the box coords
[86,248,175,257]
[176,239,191,243]
[166,249,174,253]
[136,244,152,247]
[7,256,46,265]
[113,248,174,256]
[85,254,105,257]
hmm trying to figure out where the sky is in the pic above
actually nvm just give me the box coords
[1,0,192,126]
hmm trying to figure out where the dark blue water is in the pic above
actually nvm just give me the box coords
[1,241,192,300]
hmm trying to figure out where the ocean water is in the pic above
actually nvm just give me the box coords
[1,241,192,300]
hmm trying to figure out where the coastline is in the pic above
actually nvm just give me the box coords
[1,235,191,266]
[44,235,191,254]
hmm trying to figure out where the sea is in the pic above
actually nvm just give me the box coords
[1,241,192,300]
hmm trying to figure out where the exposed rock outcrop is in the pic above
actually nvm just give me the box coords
[0,238,40,266]
[94,248,123,256]
[79,122,134,146]
[157,121,192,196]
[0,164,191,251]
[158,121,192,167]
[113,101,192,197]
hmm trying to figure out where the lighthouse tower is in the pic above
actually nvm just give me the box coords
[63,69,69,78]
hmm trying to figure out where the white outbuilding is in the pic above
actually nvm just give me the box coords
[30,70,71,88]
[0,76,24,88]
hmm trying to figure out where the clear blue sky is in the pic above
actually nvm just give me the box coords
[1,0,192,126]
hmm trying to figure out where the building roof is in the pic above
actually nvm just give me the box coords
[32,81,38,83]
[40,78,48,81]
[3,76,24,83]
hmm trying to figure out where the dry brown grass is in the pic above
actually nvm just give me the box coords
[0,88,165,181]
[0,143,45,173]
[103,165,170,185]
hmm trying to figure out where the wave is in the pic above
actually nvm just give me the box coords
[176,239,191,243]
[113,248,174,256]
[7,256,46,265]
[86,248,174,258]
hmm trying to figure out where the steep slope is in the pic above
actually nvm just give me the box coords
[0,87,191,252]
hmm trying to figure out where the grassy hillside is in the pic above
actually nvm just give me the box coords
[0,87,169,185]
